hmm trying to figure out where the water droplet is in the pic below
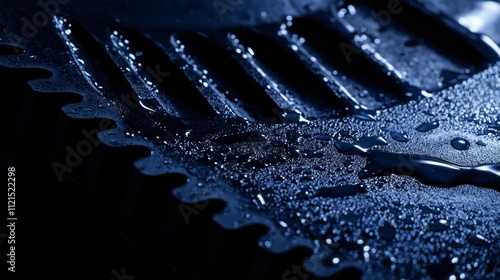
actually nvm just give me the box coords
[138,98,160,112]
[378,222,396,240]
[416,121,440,132]
[313,165,325,171]
[487,123,500,130]
[451,138,470,150]
[429,219,448,231]
[469,234,488,246]
[476,140,487,146]
[256,194,266,205]
[293,168,313,175]
[279,221,288,227]
[427,258,455,280]
[334,136,388,155]
[295,190,309,199]
[390,132,410,142]
[283,110,310,123]
[354,113,377,121]
[357,150,500,189]
[315,184,367,198]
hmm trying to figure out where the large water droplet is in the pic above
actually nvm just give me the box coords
[487,123,500,130]
[354,113,377,121]
[378,222,396,240]
[390,131,410,142]
[416,121,440,132]
[469,234,488,246]
[476,140,487,146]
[315,184,367,198]
[334,136,388,155]
[451,138,470,150]
[429,219,448,231]
[360,151,500,190]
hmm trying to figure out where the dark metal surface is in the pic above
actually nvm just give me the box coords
[1,0,499,279]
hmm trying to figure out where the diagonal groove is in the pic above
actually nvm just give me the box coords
[228,29,346,119]
[342,0,497,63]
[336,0,499,91]
[173,32,288,123]
[398,0,500,62]
[169,34,251,121]
[53,15,185,135]
[285,15,420,104]
[109,27,217,120]
[434,0,500,50]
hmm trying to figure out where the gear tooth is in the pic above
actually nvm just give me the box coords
[28,76,75,94]
[132,150,183,177]
[97,128,128,147]
[61,102,95,119]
